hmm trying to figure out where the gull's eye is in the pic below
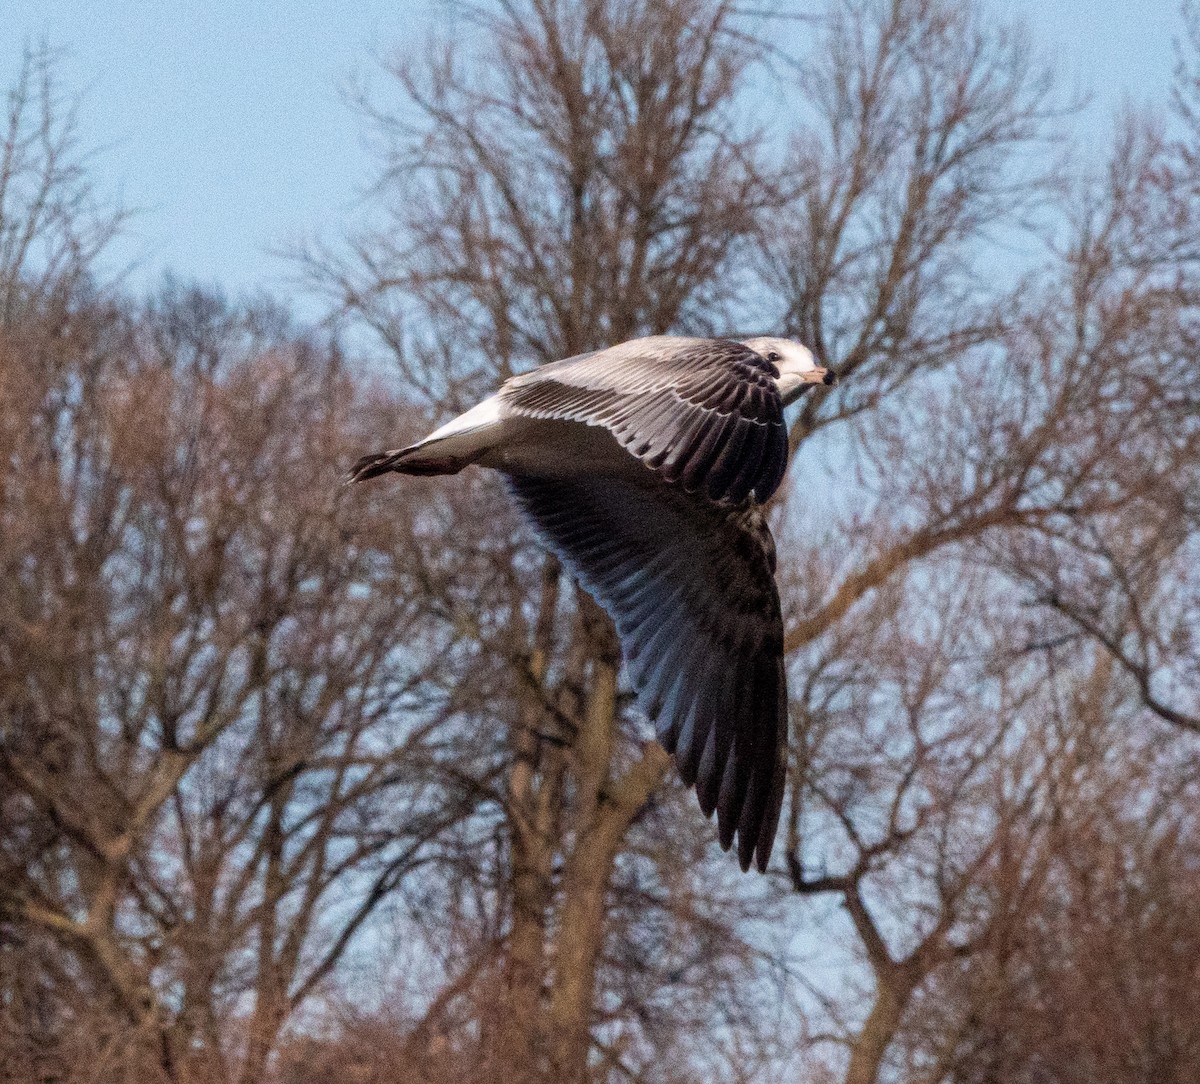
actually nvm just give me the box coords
[766,351,781,363]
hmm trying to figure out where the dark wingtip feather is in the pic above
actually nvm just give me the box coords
[753,760,787,873]
[695,722,721,817]
[746,657,788,873]
[717,752,741,852]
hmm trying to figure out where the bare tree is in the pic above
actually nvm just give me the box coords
[765,0,1062,450]
[909,660,1200,1084]
[762,3,1200,1081]
[0,44,128,326]
[777,564,1066,1084]
[302,1,793,1080]
[0,279,488,1083]
[302,2,1200,1081]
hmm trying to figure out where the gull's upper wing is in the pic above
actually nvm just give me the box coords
[506,471,788,873]
[500,337,789,504]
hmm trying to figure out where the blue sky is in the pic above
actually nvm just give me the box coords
[0,0,1184,311]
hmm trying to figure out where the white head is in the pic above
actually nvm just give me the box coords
[741,336,835,406]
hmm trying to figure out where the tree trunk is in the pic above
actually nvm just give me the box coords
[501,558,562,1080]
[547,645,619,1083]
[843,973,914,1084]
[547,608,670,1081]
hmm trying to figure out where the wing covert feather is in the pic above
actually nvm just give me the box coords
[501,338,789,503]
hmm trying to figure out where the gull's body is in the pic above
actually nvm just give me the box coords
[351,335,833,872]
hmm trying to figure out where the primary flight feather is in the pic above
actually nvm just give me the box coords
[350,335,834,872]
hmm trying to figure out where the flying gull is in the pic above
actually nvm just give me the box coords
[349,336,835,872]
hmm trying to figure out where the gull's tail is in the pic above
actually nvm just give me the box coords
[349,395,505,484]
[346,441,471,483]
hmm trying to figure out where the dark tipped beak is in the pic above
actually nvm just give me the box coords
[800,366,837,386]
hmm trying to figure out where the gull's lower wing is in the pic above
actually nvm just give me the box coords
[500,337,789,505]
[506,471,788,873]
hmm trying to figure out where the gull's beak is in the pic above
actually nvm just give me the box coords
[801,366,837,386]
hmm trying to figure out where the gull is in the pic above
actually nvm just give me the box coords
[349,336,834,872]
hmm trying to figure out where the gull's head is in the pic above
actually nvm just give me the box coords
[741,336,836,406]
